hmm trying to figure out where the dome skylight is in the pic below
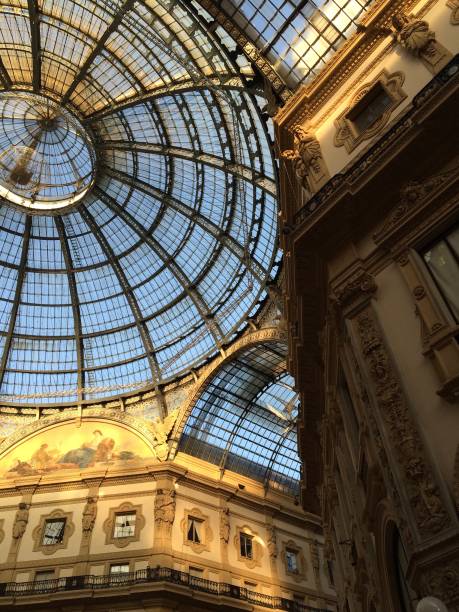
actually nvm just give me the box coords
[0,0,278,405]
[0,93,95,211]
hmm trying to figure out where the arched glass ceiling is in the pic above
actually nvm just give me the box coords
[0,0,279,405]
[215,0,374,88]
[179,342,301,496]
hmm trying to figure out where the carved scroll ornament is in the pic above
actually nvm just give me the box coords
[355,309,451,538]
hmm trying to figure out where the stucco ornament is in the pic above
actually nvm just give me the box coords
[267,525,278,559]
[219,506,230,544]
[154,488,176,536]
[282,127,323,190]
[149,408,179,461]
[12,502,29,539]
[82,497,97,533]
[392,13,435,55]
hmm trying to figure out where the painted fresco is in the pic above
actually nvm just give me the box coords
[0,420,154,478]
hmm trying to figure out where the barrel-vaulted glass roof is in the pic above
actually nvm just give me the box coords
[217,0,374,88]
[180,342,301,495]
[0,0,279,404]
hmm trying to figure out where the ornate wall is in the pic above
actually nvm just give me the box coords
[0,413,336,611]
[275,0,459,609]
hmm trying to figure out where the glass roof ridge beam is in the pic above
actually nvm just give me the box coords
[84,78,244,123]
[54,217,84,403]
[0,216,32,391]
[61,0,137,106]
[27,0,41,92]
[99,142,276,196]
[94,186,224,345]
[101,167,267,284]
[79,206,162,387]
[194,0,290,99]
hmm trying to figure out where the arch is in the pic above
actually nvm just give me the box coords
[0,409,158,479]
[170,327,300,495]
[169,326,285,454]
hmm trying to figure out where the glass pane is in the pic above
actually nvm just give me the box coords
[424,227,459,321]
[42,518,66,545]
[113,512,136,538]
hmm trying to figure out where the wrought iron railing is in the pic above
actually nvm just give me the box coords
[0,566,332,610]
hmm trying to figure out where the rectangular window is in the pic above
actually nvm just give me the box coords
[34,570,54,593]
[110,563,130,575]
[346,82,392,134]
[189,566,204,578]
[113,512,136,538]
[187,517,203,543]
[42,518,66,546]
[109,563,130,584]
[286,548,299,573]
[240,533,253,559]
[423,226,459,322]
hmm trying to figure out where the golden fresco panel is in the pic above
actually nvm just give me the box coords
[0,420,154,479]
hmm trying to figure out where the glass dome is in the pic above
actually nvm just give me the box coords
[180,342,300,495]
[0,0,278,404]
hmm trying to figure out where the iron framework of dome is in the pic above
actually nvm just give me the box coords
[0,0,280,405]
[179,342,301,495]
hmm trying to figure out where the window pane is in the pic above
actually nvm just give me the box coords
[113,512,136,538]
[110,564,130,574]
[42,518,66,545]
[187,517,202,543]
[240,533,253,558]
[424,227,459,321]
[286,549,298,572]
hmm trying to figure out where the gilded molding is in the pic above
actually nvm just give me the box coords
[334,70,407,153]
[355,309,451,538]
[32,509,75,555]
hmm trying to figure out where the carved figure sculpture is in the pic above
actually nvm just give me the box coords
[281,127,323,189]
[13,502,29,539]
[82,497,97,533]
[392,13,436,55]
[219,506,230,544]
[149,409,179,461]
[154,488,176,536]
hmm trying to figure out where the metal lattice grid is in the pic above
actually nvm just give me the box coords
[218,0,374,88]
[0,0,279,404]
[179,341,301,495]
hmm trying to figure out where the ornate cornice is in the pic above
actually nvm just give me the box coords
[292,55,459,227]
[333,271,377,311]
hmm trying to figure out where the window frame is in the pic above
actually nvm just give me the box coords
[41,517,67,546]
[32,509,75,555]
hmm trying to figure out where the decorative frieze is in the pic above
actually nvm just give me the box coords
[354,309,451,538]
